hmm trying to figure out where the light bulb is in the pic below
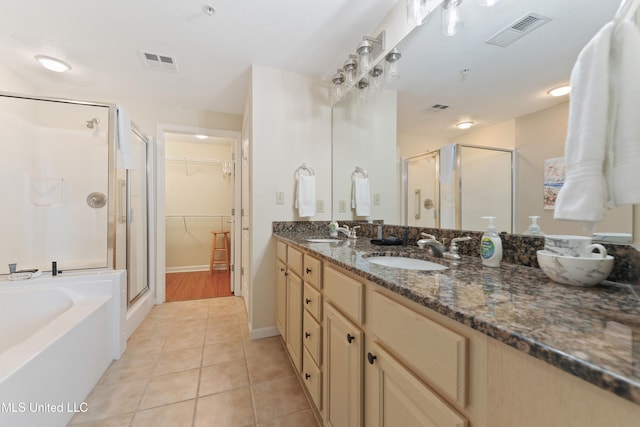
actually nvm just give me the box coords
[407,0,428,26]
[384,48,401,83]
[357,40,373,73]
[478,0,500,6]
[441,0,463,37]
[369,65,383,95]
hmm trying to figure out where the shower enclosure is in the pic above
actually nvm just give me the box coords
[0,93,149,307]
[403,144,514,233]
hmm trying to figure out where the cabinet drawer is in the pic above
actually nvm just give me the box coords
[370,291,468,406]
[303,254,322,289]
[303,348,322,410]
[324,266,363,324]
[303,310,322,365]
[303,282,322,321]
[287,246,303,277]
[276,240,287,262]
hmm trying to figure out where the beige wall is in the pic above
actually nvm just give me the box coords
[515,102,632,235]
[248,65,332,335]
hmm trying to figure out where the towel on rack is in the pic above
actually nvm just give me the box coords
[439,144,456,184]
[296,175,316,217]
[607,19,640,206]
[553,22,614,222]
[352,177,371,217]
[116,106,135,169]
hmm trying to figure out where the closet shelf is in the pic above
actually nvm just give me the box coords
[165,214,232,232]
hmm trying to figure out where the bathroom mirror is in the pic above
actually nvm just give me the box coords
[331,0,634,238]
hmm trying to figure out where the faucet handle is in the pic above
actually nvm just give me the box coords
[420,232,436,240]
[449,236,471,254]
[350,225,360,239]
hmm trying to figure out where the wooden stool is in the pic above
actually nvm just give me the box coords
[210,231,230,273]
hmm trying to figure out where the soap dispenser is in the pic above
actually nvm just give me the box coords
[329,219,338,238]
[480,216,502,267]
[523,216,545,236]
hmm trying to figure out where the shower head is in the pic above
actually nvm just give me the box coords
[86,118,100,129]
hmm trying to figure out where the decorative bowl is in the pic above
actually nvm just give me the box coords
[536,250,614,287]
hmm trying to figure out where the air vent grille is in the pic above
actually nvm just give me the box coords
[423,104,450,113]
[139,50,178,72]
[486,13,551,47]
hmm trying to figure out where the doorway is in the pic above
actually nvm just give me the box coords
[158,128,241,303]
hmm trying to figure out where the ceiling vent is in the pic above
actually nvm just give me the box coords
[486,13,551,47]
[139,50,178,72]
[423,104,450,113]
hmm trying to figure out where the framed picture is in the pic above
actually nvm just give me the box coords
[543,157,565,210]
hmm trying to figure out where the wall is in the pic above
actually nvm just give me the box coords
[248,65,332,335]
[515,102,632,235]
[164,138,233,271]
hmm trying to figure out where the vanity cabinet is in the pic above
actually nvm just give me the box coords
[285,268,303,372]
[275,259,287,337]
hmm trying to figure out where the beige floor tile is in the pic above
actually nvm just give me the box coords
[180,305,210,320]
[252,377,310,423]
[203,340,245,366]
[199,360,249,396]
[139,368,200,410]
[130,399,196,427]
[163,328,206,352]
[194,387,255,427]
[245,338,294,384]
[69,412,134,426]
[153,347,203,376]
[125,333,166,356]
[206,322,243,345]
[256,409,318,427]
[207,314,240,328]
[70,379,147,423]
[100,352,159,384]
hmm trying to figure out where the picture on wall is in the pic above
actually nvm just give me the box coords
[543,157,565,210]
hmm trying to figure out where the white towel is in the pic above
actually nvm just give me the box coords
[554,23,614,222]
[439,144,456,184]
[607,20,640,206]
[296,175,316,217]
[352,177,371,217]
[116,106,135,169]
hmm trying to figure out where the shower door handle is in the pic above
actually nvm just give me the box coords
[118,179,127,223]
[414,189,421,220]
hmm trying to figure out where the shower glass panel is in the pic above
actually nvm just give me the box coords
[0,95,110,273]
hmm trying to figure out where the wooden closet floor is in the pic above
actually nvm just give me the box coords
[166,271,233,302]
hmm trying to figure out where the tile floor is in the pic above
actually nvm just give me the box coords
[68,296,321,427]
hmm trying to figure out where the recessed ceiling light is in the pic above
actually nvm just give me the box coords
[35,55,71,73]
[547,85,571,97]
[195,134,208,140]
[456,121,474,130]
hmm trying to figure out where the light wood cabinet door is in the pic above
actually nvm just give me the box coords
[324,302,363,427]
[366,342,468,427]
[285,271,303,373]
[275,260,287,338]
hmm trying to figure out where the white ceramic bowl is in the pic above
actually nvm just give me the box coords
[592,232,632,243]
[536,250,614,287]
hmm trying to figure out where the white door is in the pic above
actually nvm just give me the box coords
[240,120,251,310]
[406,152,438,228]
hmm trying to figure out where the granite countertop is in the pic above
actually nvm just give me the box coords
[274,231,640,405]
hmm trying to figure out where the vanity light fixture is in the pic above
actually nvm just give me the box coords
[194,134,208,140]
[35,55,71,73]
[369,65,384,95]
[478,0,501,6]
[441,0,464,37]
[332,69,346,102]
[547,84,571,97]
[357,31,385,74]
[456,121,474,130]
[407,0,429,26]
[343,56,358,86]
[385,48,401,82]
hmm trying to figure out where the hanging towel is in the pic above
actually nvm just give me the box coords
[554,23,614,222]
[607,20,640,206]
[352,177,371,217]
[439,144,456,184]
[116,106,135,169]
[296,175,316,217]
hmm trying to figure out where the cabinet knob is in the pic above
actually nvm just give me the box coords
[280,267,285,272]
[367,352,377,365]
[305,298,311,304]
[305,332,311,338]
[306,267,312,274]
[305,372,311,380]
[284,271,289,276]
[347,333,355,344]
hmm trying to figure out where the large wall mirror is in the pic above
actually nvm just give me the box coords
[331,0,635,240]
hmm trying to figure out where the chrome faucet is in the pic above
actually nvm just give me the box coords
[336,224,360,239]
[443,236,472,260]
[417,232,446,257]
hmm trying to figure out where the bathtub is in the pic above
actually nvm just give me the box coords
[0,270,126,427]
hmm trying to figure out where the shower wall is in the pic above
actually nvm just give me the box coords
[0,96,109,273]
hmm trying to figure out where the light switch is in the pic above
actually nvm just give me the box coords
[276,192,284,205]
[316,200,324,212]
[374,193,381,205]
[339,200,347,212]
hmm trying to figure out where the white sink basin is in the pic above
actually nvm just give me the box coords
[306,238,341,243]
[365,256,447,271]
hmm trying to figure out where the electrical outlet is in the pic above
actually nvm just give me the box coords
[339,200,347,212]
[276,192,284,205]
[316,200,324,212]
[374,193,381,205]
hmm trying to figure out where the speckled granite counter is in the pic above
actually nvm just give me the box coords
[273,230,640,405]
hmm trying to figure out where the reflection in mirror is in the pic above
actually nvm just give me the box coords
[331,0,635,239]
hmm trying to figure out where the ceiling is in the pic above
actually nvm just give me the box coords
[0,0,622,137]
[0,0,397,115]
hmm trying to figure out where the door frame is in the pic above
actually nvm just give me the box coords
[155,124,242,304]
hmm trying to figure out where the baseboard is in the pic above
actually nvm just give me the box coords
[165,265,209,273]
[249,324,280,340]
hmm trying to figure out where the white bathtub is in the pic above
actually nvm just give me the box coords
[0,270,126,427]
